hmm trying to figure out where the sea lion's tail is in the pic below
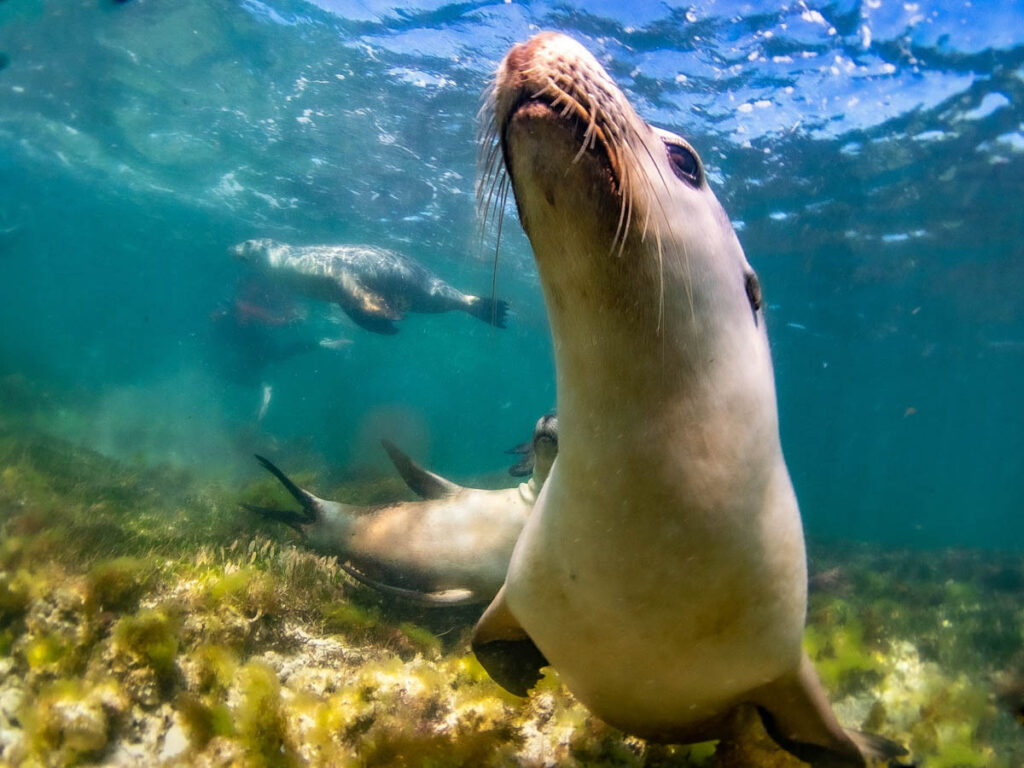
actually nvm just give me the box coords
[248,454,320,528]
[469,296,509,328]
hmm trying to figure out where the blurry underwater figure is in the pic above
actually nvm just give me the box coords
[470,32,906,767]
[231,238,509,335]
[245,414,557,606]
[996,677,1024,727]
[208,277,350,424]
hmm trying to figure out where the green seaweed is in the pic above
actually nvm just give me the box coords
[397,621,442,659]
[1,416,1022,767]
[23,632,68,671]
[234,659,298,768]
[204,565,282,619]
[804,619,881,693]
[177,691,235,748]
[112,606,180,685]
[321,599,382,634]
[84,555,155,612]
[19,677,125,763]
[189,643,239,694]
[0,569,31,622]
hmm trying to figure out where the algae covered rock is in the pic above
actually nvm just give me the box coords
[84,556,155,613]
[17,678,126,765]
[1,428,1022,766]
[112,606,181,689]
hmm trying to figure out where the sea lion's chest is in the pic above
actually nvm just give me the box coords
[504,437,807,733]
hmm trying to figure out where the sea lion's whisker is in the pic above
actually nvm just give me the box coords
[655,228,666,334]
[616,176,635,260]
[476,129,508,240]
[572,103,599,164]
[489,176,511,317]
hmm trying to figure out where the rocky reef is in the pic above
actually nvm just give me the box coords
[0,407,1021,766]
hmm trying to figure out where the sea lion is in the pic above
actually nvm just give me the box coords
[505,411,556,477]
[231,239,508,334]
[247,414,557,606]
[471,32,904,767]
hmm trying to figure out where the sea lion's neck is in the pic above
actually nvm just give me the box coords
[545,264,782,494]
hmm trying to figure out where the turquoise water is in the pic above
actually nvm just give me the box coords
[0,0,1021,550]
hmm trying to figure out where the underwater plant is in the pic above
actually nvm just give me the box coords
[0,424,1022,766]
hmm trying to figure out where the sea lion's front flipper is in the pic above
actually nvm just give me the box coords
[472,586,548,696]
[754,651,907,767]
[504,440,535,477]
[337,561,478,606]
[380,439,461,500]
[342,279,403,334]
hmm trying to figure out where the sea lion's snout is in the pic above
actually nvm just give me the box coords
[230,240,257,261]
[491,32,631,189]
[533,413,558,448]
[231,238,278,267]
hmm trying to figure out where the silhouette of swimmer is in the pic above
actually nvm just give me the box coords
[209,278,349,389]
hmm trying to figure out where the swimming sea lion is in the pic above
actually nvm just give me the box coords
[471,32,904,766]
[247,414,557,606]
[231,239,508,334]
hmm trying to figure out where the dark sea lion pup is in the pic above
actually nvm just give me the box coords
[246,414,557,606]
[471,32,906,767]
[231,239,508,334]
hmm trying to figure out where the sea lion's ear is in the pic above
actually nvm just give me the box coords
[380,440,461,500]
[472,586,548,696]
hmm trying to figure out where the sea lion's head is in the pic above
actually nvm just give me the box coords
[482,32,761,354]
[230,238,286,269]
[530,412,558,486]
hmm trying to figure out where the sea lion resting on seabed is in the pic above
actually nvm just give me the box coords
[246,414,557,606]
[470,32,906,767]
[231,239,508,334]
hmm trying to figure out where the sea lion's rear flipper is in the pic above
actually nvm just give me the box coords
[472,586,548,696]
[337,561,478,607]
[251,454,321,525]
[466,296,509,328]
[754,651,907,767]
[380,439,461,500]
[343,281,403,335]
[240,503,307,533]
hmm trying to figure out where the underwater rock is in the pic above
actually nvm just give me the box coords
[0,659,26,761]
[16,678,126,764]
[40,691,108,753]
[157,716,188,765]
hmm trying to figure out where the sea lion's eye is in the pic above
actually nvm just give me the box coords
[666,143,702,187]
